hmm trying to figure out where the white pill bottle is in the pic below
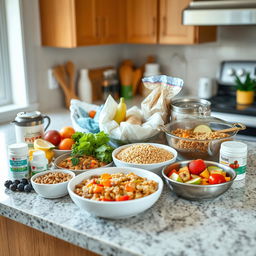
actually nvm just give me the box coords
[219,141,247,181]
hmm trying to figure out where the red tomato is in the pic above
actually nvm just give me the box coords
[209,174,226,184]
[188,159,206,175]
[116,195,130,201]
[168,169,178,177]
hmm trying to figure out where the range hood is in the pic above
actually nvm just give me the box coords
[183,0,256,26]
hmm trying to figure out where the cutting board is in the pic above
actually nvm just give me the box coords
[88,66,114,101]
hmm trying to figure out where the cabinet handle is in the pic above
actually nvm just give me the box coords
[163,16,167,36]
[96,17,100,38]
[152,17,156,36]
[102,17,106,38]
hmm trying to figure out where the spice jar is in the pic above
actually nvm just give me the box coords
[220,141,247,180]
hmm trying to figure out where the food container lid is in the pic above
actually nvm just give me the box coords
[171,98,211,114]
[13,111,43,126]
[8,143,28,155]
[221,141,248,154]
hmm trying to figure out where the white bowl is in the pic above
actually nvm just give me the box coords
[31,169,75,199]
[68,167,163,219]
[53,149,72,158]
[112,143,178,175]
[54,152,113,175]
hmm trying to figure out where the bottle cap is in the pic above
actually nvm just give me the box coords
[8,143,28,155]
[32,150,47,161]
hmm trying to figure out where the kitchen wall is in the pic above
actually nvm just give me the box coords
[23,0,256,111]
[122,26,256,96]
[22,0,124,112]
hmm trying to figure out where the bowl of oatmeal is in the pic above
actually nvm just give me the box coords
[67,167,163,218]
[165,116,242,161]
[112,143,177,175]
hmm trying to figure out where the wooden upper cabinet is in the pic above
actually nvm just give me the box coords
[159,0,216,44]
[125,0,158,44]
[98,0,125,44]
[39,0,124,47]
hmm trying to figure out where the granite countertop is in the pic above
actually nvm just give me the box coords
[0,109,256,256]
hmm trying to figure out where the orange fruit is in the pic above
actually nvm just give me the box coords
[58,138,74,150]
[59,126,75,139]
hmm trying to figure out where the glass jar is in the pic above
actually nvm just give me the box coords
[170,98,211,121]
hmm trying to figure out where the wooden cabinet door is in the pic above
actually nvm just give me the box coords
[126,0,157,44]
[75,0,100,46]
[159,0,196,44]
[99,0,125,44]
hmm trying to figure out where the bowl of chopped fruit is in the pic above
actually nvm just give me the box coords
[162,159,236,200]
[164,116,245,161]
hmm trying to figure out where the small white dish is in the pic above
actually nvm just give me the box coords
[68,167,163,219]
[112,143,177,175]
[31,169,75,199]
[53,149,72,158]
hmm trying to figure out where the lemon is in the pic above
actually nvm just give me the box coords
[34,139,55,150]
[193,124,212,133]
[33,139,55,162]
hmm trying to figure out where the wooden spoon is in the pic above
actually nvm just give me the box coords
[215,123,246,134]
[65,61,76,94]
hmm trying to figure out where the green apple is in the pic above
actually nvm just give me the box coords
[185,177,202,185]
[170,172,183,182]
[207,166,223,172]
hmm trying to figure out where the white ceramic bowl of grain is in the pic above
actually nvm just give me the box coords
[31,169,75,199]
[112,143,177,175]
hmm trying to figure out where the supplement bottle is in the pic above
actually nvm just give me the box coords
[220,141,247,180]
[30,150,48,176]
[8,143,29,179]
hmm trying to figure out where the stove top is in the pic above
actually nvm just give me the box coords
[210,95,256,116]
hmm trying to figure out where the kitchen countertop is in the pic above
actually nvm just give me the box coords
[0,109,256,256]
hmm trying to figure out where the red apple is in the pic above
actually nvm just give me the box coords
[44,130,61,146]
[188,159,206,175]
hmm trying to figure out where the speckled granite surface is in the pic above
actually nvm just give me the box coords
[0,111,256,256]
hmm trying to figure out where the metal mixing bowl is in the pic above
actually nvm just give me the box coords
[165,116,238,161]
[162,161,236,200]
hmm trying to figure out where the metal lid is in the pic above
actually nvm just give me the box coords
[13,111,43,126]
[171,98,211,114]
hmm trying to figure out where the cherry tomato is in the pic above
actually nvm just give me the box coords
[188,159,206,175]
[209,174,226,184]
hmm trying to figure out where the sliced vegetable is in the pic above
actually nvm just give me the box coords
[170,172,183,182]
[178,166,190,182]
[209,174,226,184]
[116,195,130,201]
[200,168,210,179]
[168,169,178,177]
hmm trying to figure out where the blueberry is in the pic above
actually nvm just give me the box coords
[24,184,32,192]
[4,180,13,188]
[9,184,17,191]
[21,178,28,185]
[17,183,25,192]
[13,180,20,185]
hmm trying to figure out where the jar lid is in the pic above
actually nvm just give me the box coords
[32,150,47,161]
[221,141,248,154]
[8,143,28,155]
[171,98,211,114]
[13,111,43,126]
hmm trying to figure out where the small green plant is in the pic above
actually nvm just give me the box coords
[235,73,256,91]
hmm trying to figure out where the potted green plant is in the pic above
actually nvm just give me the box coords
[235,73,256,105]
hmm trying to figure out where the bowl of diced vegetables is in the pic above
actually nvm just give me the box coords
[162,159,236,200]
[54,131,114,174]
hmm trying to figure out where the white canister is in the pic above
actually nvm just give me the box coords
[198,77,217,99]
[12,111,51,147]
[8,143,29,179]
[220,141,247,181]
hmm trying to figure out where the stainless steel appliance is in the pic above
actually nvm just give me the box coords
[183,0,256,26]
[210,61,256,141]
